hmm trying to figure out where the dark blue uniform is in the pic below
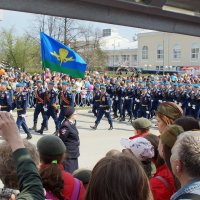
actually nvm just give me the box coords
[41,89,59,132]
[112,85,123,118]
[93,92,113,129]
[138,93,152,119]
[133,88,141,119]
[58,90,74,127]
[0,90,12,112]
[121,86,134,121]
[13,92,31,137]
[92,89,101,117]
[33,87,46,128]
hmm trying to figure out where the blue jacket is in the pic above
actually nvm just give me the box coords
[13,92,27,115]
[0,90,12,112]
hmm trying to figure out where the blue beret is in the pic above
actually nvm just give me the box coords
[173,83,178,86]
[16,83,23,87]
[1,82,8,86]
[62,81,68,85]
[106,78,110,80]
[115,80,120,83]
[36,80,43,83]
[126,80,131,83]
[146,82,150,85]
[193,84,199,88]
[160,82,164,85]
[178,83,184,87]
[141,87,147,90]
[101,86,106,90]
[95,84,100,88]
[48,82,55,86]
[165,82,170,86]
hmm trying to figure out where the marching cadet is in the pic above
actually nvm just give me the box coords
[112,80,123,119]
[176,83,186,112]
[120,80,134,122]
[90,85,113,130]
[133,82,141,119]
[31,80,46,131]
[57,81,74,128]
[150,82,159,118]
[0,82,12,112]
[185,83,193,116]
[105,78,114,99]
[12,83,32,139]
[92,84,101,117]
[138,87,152,119]
[37,82,59,135]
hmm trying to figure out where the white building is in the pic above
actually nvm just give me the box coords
[100,28,138,68]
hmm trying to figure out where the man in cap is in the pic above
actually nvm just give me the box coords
[92,84,101,117]
[0,82,12,112]
[120,80,134,122]
[90,86,113,130]
[58,107,80,173]
[31,80,46,131]
[12,83,32,139]
[57,81,74,129]
[129,117,152,139]
[37,81,59,135]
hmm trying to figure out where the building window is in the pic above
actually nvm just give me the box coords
[157,45,164,60]
[132,55,137,61]
[142,46,148,60]
[121,55,130,62]
[102,29,111,37]
[191,44,199,60]
[115,55,119,63]
[160,66,164,71]
[173,44,181,60]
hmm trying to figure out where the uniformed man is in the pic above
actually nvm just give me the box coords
[105,78,114,99]
[90,86,113,130]
[92,84,101,117]
[12,83,32,139]
[37,82,59,134]
[138,87,152,119]
[112,80,123,119]
[31,80,46,131]
[57,81,74,128]
[0,82,12,112]
[120,80,134,122]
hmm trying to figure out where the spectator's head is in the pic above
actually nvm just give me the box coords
[144,134,165,167]
[106,149,121,157]
[131,118,152,136]
[73,169,92,189]
[120,137,154,178]
[85,154,153,200]
[160,125,184,171]
[37,135,66,200]
[174,116,200,131]
[170,131,200,186]
[156,102,183,134]
[64,107,77,121]
[0,140,39,189]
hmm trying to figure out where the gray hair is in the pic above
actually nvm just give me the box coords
[171,131,200,178]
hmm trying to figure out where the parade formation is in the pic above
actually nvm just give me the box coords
[0,68,199,138]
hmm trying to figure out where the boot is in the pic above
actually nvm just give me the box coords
[128,117,133,122]
[108,125,113,130]
[30,123,37,131]
[90,124,97,130]
[36,126,45,135]
[119,117,125,122]
[26,132,32,140]
[112,114,118,119]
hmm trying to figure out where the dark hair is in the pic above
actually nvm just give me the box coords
[144,134,165,168]
[85,154,152,200]
[174,116,200,131]
[39,154,64,200]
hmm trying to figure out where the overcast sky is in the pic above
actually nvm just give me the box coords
[0,9,149,41]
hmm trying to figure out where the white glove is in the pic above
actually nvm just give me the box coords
[43,106,48,111]
[21,114,26,118]
[188,103,191,107]
[10,110,13,114]
[159,100,162,103]
[105,109,110,113]
[146,111,149,114]
[0,105,1,110]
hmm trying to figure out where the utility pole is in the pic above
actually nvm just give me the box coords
[64,17,67,45]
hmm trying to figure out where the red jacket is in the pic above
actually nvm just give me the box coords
[150,164,176,200]
[41,164,85,200]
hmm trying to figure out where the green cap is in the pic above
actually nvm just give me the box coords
[131,118,152,129]
[37,135,66,156]
[161,125,184,148]
[36,80,43,84]
[1,82,8,86]
[156,102,183,120]
[73,169,92,184]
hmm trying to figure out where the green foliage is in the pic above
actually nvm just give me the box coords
[0,28,41,72]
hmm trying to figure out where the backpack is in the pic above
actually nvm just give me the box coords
[46,178,81,200]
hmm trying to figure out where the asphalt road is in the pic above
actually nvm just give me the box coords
[8,110,159,170]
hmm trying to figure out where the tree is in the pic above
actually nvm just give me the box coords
[0,28,41,72]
